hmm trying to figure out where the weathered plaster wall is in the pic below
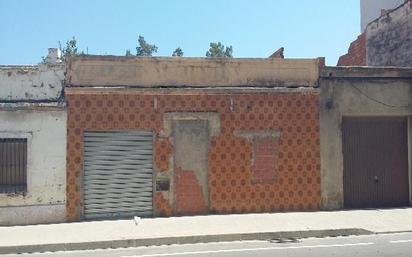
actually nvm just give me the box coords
[320,67,412,210]
[65,89,321,221]
[67,57,321,87]
[0,61,66,225]
[360,0,404,32]
[366,1,412,66]
[0,109,67,225]
[0,64,65,102]
[173,119,210,215]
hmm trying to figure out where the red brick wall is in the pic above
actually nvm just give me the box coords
[337,34,366,66]
[175,167,208,215]
[66,90,320,221]
[251,138,279,183]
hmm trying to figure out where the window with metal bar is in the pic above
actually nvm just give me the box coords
[0,138,27,194]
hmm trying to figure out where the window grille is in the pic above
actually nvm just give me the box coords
[0,138,27,193]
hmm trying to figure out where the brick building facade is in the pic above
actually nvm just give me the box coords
[65,57,322,221]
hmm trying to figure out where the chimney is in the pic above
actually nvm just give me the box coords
[44,48,62,64]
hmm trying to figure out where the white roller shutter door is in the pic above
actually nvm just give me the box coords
[83,131,153,219]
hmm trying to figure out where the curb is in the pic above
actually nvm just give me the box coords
[0,228,372,254]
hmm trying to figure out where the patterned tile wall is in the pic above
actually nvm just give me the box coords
[66,91,320,221]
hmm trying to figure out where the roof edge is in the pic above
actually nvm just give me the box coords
[321,66,412,79]
[67,56,323,88]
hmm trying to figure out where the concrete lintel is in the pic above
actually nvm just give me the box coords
[234,130,281,140]
[162,112,220,138]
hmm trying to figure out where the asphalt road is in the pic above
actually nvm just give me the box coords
[4,232,412,257]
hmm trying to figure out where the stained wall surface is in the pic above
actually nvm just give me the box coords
[0,64,64,102]
[366,1,412,66]
[0,109,67,225]
[320,66,412,210]
[67,57,321,88]
[360,0,404,32]
[0,63,66,225]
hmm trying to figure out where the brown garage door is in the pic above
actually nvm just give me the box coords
[342,117,409,209]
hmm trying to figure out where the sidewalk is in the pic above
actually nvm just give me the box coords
[1,208,412,254]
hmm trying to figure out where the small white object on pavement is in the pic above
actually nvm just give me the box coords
[134,216,141,226]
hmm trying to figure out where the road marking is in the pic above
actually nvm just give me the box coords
[390,239,412,244]
[120,242,375,257]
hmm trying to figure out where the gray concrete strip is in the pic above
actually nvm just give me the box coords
[2,209,412,254]
[0,228,373,255]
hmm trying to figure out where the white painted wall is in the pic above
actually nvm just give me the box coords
[0,110,66,225]
[0,64,64,102]
[360,0,404,31]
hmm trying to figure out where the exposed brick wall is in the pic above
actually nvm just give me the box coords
[269,47,284,58]
[251,138,279,183]
[175,167,208,215]
[66,91,320,221]
[337,34,366,66]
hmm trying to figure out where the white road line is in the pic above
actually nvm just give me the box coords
[120,242,375,257]
[390,239,412,244]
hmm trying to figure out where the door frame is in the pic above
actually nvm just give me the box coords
[341,115,411,208]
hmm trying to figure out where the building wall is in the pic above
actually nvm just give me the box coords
[360,0,404,32]
[340,1,410,67]
[320,67,412,210]
[366,1,412,66]
[66,89,321,221]
[0,64,64,102]
[0,61,66,225]
[0,109,67,225]
[337,34,366,66]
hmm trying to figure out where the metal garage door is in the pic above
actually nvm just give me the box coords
[83,131,153,219]
[342,117,409,209]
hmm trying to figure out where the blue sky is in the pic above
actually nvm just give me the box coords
[0,0,360,65]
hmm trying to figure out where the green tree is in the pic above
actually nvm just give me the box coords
[172,47,184,57]
[125,49,133,56]
[59,36,78,60]
[136,35,158,56]
[205,42,233,58]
